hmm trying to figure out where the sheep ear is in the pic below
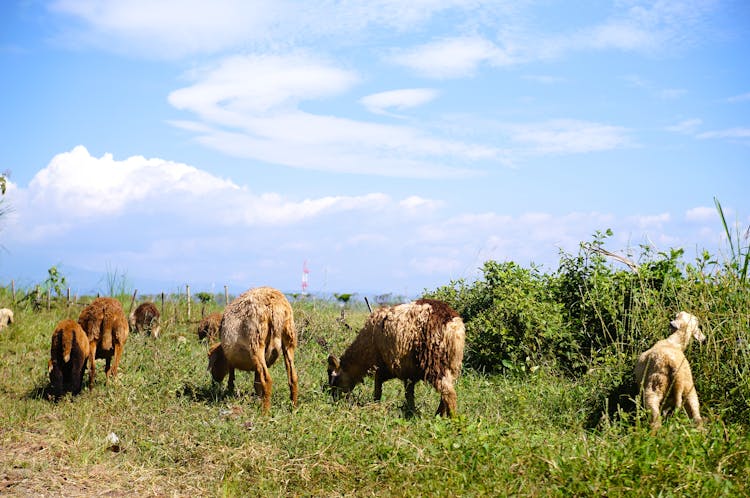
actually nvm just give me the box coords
[693,326,706,343]
[670,319,680,330]
[327,354,340,371]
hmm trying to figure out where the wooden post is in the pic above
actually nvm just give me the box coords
[67,288,71,307]
[161,292,165,320]
[47,288,51,310]
[11,280,15,304]
[224,285,229,306]
[129,289,138,314]
[186,285,191,321]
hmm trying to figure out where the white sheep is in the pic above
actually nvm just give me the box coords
[635,311,705,430]
[0,308,14,331]
[328,298,465,417]
[208,287,298,414]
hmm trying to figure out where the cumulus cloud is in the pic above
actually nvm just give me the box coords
[686,206,717,222]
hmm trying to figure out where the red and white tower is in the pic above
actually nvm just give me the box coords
[301,260,309,294]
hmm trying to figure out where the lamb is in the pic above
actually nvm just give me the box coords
[635,311,705,430]
[208,287,298,414]
[197,312,222,342]
[78,297,130,389]
[129,302,161,338]
[0,308,14,331]
[327,298,466,417]
[48,319,90,397]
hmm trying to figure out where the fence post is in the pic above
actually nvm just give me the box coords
[224,285,229,306]
[67,287,71,307]
[186,285,191,321]
[47,288,51,310]
[11,280,15,304]
[129,289,138,314]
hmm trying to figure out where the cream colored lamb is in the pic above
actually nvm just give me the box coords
[0,308,14,331]
[635,311,705,430]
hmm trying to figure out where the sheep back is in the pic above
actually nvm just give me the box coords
[219,287,296,370]
[49,319,90,396]
[344,298,465,385]
[130,302,161,337]
[198,312,222,341]
[79,297,129,354]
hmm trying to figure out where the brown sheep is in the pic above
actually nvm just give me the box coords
[327,298,465,417]
[48,319,90,397]
[0,308,14,331]
[635,311,705,431]
[78,297,130,389]
[129,302,161,338]
[197,312,222,341]
[208,287,298,414]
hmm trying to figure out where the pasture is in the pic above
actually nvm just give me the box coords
[3,225,750,497]
[1,290,748,497]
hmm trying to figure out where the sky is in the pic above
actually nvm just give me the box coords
[0,0,748,298]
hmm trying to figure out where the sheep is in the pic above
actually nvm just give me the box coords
[0,308,14,331]
[207,287,298,414]
[129,302,161,338]
[635,311,705,430]
[78,297,130,389]
[197,312,222,342]
[48,319,90,397]
[327,298,466,417]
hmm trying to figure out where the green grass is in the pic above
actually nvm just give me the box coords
[1,300,749,497]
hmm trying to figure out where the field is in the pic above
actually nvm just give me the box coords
[1,286,748,497]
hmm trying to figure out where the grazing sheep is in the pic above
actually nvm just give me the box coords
[208,287,298,414]
[78,297,129,389]
[327,298,466,417]
[635,311,705,430]
[0,308,14,331]
[197,312,222,342]
[48,319,90,397]
[129,302,161,338]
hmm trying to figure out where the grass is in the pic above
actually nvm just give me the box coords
[1,299,749,497]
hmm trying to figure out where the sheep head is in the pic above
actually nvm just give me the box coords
[208,343,230,383]
[670,311,705,348]
[327,354,354,399]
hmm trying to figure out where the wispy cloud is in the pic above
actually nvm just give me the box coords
[697,128,750,141]
[360,88,439,116]
[168,54,499,177]
[505,119,632,155]
[666,118,702,134]
[727,92,750,103]
[388,36,516,78]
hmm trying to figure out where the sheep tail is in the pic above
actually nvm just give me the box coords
[62,327,73,363]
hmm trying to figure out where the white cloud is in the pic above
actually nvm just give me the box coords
[697,128,750,140]
[48,0,500,58]
[506,119,632,155]
[666,118,702,134]
[168,54,500,178]
[6,146,419,244]
[727,92,750,103]
[686,206,717,222]
[389,36,515,78]
[360,88,439,116]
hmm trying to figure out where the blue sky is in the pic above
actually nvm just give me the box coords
[0,0,748,297]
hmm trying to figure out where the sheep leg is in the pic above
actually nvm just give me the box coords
[643,390,663,430]
[684,389,703,428]
[373,370,385,402]
[404,379,416,413]
[109,343,123,379]
[282,346,298,407]
[256,360,273,414]
[253,371,263,397]
[87,342,97,389]
[227,368,236,393]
